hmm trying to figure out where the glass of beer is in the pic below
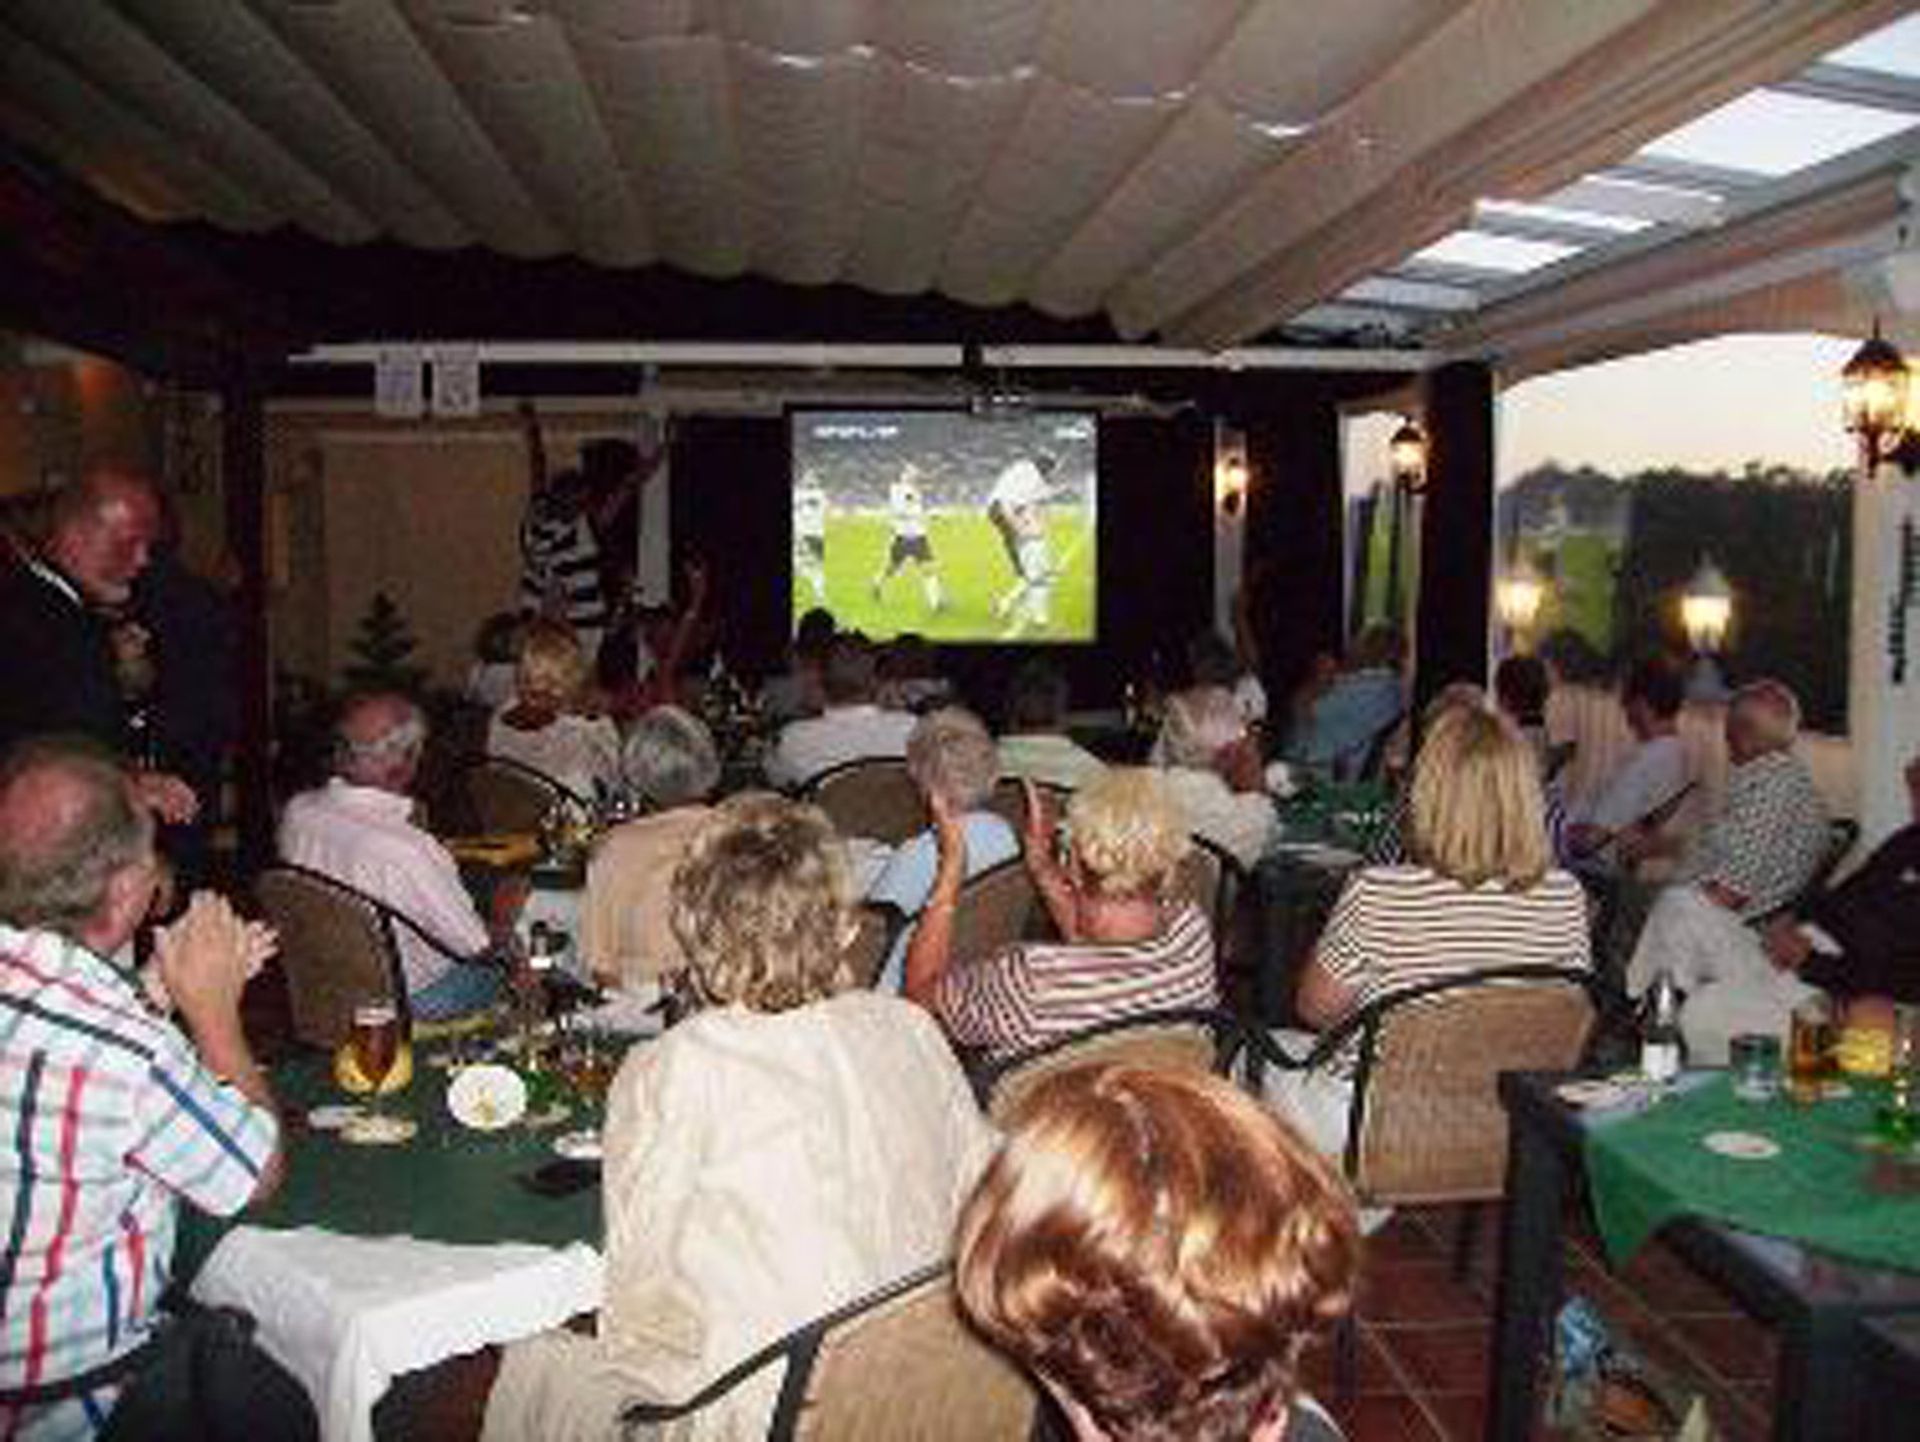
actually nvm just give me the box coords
[1787,995,1834,1106]
[350,998,401,1120]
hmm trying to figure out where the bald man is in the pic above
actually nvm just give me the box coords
[278,694,507,1020]
[0,469,196,825]
[0,738,284,1433]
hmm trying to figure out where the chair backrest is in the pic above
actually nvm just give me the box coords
[620,1264,1039,1442]
[948,857,1040,968]
[843,902,906,988]
[1339,710,1405,783]
[977,1008,1242,1125]
[1344,966,1599,1205]
[254,866,407,1048]
[806,760,925,844]
[460,755,572,834]
[1167,834,1244,944]
[983,777,1070,834]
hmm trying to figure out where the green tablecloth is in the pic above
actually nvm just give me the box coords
[1275,779,1391,853]
[177,1048,602,1282]
[1584,1072,1920,1273]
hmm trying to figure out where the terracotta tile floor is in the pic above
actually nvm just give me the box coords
[1309,1204,1779,1442]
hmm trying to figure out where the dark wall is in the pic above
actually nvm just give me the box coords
[668,410,1215,718]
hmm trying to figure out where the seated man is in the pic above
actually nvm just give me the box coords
[994,659,1105,793]
[279,693,507,1021]
[763,632,916,790]
[0,739,285,1435]
[1285,624,1404,776]
[1154,685,1277,869]
[1625,680,1831,1062]
[1567,654,1690,873]
[905,768,1218,1066]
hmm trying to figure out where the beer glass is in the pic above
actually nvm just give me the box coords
[351,998,401,1121]
[1786,995,1834,1105]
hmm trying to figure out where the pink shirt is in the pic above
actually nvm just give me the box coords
[277,779,490,996]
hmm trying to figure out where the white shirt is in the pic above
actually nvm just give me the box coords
[278,779,490,996]
[765,703,917,789]
[1582,732,1688,832]
[888,480,926,538]
[486,709,621,803]
[1156,766,1277,870]
[795,488,827,541]
[987,458,1050,511]
[996,732,1107,792]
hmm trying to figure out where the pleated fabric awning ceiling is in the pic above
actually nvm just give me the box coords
[0,1,1908,352]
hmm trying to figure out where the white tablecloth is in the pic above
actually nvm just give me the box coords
[192,1226,603,1442]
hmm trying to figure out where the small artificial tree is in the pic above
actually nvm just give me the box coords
[341,590,429,695]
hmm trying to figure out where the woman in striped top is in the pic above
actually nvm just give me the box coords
[1268,704,1591,1159]
[905,767,1219,1065]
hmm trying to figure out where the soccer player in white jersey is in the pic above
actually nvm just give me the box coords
[870,463,944,612]
[794,470,829,604]
[987,453,1058,635]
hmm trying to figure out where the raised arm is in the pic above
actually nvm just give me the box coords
[1021,778,1078,941]
[903,790,967,1007]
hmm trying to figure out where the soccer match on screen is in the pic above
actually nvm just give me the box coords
[789,409,1099,643]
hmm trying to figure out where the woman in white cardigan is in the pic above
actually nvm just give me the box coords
[483,793,996,1441]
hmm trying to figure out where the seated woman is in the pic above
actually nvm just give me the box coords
[956,1064,1358,1442]
[580,706,719,991]
[1266,705,1591,1158]
[487,617,620,802]
[866,707,1019,991]
[483,794,996,1441]
[1153,685,1277,869]
[905,767,1219,1065]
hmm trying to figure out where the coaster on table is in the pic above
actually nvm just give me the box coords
[1702,1130,1780,1161]
[447,1063,529,1132]
[307,1104,366,1132]
[553,1129,603,1162]
[339,1114,418,1146]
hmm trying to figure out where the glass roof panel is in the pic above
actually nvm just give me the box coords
[1641,89,1917,178]
[1476,199,1653,235]
[1408,230,1582,274]
[1823,15,1920,79]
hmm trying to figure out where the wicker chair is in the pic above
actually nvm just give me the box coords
[973,1007,1247,1124]
[457,756,583,835]
[803,759,925,844]
[948,857,1045,967]
[983,777,1070,834]
[619,1263,1039,1441]
[253,864,488,1048]
[843,901,907,988]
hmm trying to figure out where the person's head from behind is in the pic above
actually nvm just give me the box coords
[334,693,428,795]
[515,618,588,712]
[821,633,879,707]
[1347,624,1404,673]
[1157,686,1247,779]
[1064,768,1188,903]
[621,706,720,811]
[1725,679,1799,765]
[1005,660,1071,735]
[1492,655,1550,727]
[906,708,998,816]
[1409,705,1548,889]
[1619,654,1685,738]
[48,467,162,606]
[0,738,157,957]
[793,607,836,664]
[1185,631,1240,690]
[956,1064,1359,1442]
[670,793,856,1012]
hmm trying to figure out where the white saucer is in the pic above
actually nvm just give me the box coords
[1703,1130,1780,1161]
[553,1129,603,1162]
[340,1114,418,1146]
[307,1104,365,1131]
[447,1063,529,1131]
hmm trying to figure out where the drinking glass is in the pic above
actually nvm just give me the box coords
[350,998,401,1121]
[1787,995,1835,1105]
[1729,1033,1781,1103]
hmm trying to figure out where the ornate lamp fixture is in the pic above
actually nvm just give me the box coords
[1495,558,1547,641]
[1841,322,1912,471]
[1388,417,1428,493]
[1680,560,1734,653]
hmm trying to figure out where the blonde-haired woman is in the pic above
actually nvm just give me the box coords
[486,617,620,801]
[485,794,995,1441]
[1268,704,1590,1157]
[905,767,1218,1064]
[958,1065,1358,1442]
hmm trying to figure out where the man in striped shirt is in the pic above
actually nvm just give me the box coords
[905,769,1218,1065]
[0,739,282,1438]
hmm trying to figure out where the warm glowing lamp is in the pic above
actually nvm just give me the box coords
[1495,560,1547,638]
[1681,560,1733,653]
[1841,323,1911,471]
[1388,417,1428,493]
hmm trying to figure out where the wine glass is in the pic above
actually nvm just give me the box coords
[350,998,401,1123]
